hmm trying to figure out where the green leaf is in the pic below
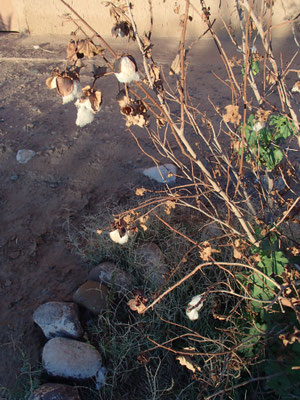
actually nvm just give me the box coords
[251,60,260,76]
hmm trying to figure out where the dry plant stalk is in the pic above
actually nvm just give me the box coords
[52,1,299,397]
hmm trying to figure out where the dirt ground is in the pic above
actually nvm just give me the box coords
[0,32,298,393]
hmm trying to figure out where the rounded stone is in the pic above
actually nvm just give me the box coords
[33,301,83,339]
[135,243,169,286]
[73,281,109,314]
[29,383,81,400]
[42,337,102,380]
[88,262,133,292]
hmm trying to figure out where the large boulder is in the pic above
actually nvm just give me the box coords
[42,337,102,380]
[29,383,81,400]
[73,281,109,314]
[33,302,83,339]
[88,262,133,293]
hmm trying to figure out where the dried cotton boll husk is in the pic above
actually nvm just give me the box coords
[46,76,57,89]
[75,98,95,127]
[292,81,300,93]
[186,294,205,321]
[60,80,82,104]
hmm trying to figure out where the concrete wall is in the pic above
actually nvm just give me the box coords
[1,0,298,38]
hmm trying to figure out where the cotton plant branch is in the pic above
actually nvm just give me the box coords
[241,0,299,139]
[141,260,281,314]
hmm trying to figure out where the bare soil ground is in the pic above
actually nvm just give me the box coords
[0,32,298,392]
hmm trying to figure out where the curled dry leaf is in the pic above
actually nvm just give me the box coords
[149,64,163,91]
[67,39,104,61]
[233,239,244,259]
[156,117,166,128]
[176,355,201,373]
[279,327,300,347]
[256,108,272,123]
[169,53,180,76]
[139,215,149,231]
[135,187,147,196]
[164,200,176,215]
[266,71,276,85]
[128,291,148,314]
[223,105,241,125]
[199,241,220,261]
[142,32,153,59]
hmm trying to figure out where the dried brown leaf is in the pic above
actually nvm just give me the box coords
[223,105,241,125]
[136,187,147,196]
[212,313,227,321]
[176,355,201,373]
[279,327,300,347]
[266,71,276,85]
[139,215,149,231]
[256,108,272,123]
[77,39,104,59]
[164,200,176,215]
[169,53,180,76]
[199,241,212,261]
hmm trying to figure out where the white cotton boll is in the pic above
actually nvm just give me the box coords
[62,81,82,104]
[75,99,95,127]
[109,229,129,245]
[253,121,266,132]
[115,57,140,83]
[186,294,204,321]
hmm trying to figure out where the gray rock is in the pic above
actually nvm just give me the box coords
[201,222,223,241]
[16,149,36,164]
[88,262,133,293]
[29,383,81,400]
[33,302,83,339]
[143,164,176,184]
[42,337,102,380]
[135,243,169,286]
[73,281,109,314]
